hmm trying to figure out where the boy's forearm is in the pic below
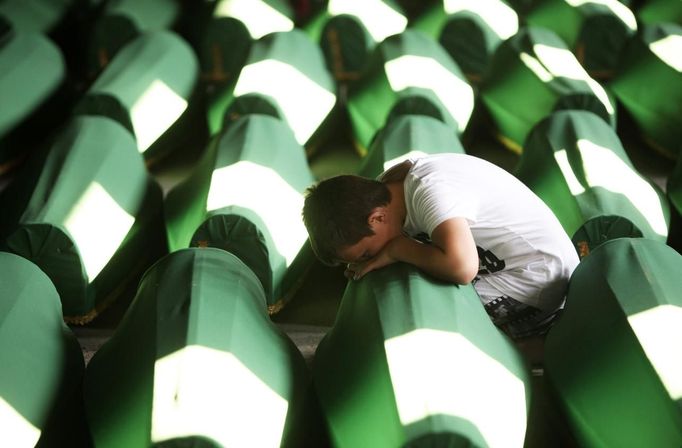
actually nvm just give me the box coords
[390,236,474,284]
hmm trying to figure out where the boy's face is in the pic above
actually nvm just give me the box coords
[336,208,396,264]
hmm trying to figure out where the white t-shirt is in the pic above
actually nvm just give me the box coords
[393,153,579,311]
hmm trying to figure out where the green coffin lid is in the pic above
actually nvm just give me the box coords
[544,238,682,447]
[302,0,407,45]
[198,16,251,93]
[0,30,65,166]
[411,0,519,83]
[348,29,474,154]
[571,214,643,259]
[84,247,322,448]
[0,0,71,33]
[319,14,374,82]
[211,0,294,40]
[526,0,637,79]
[516,110,669,242]
[667,156,682,251]
[165,114,315,311]
[609,22,682,159]
[359,114,465,178]
[480,26,616,153]
[86,0,181,77]
[0,251,85,447]
[313,264,531,447]
[209,28,337,150]
[75,30,198,163]
[638,0,682,26]
[2,116,166,322]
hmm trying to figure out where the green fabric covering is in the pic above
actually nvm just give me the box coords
[411,0,519,83]
[359,114,465,178]
[86,0,180,77]
[313,264,531,447]
[347,29,474,154]
[0,30,65,166]
[526,0,637,78]
[609,23,682,159]
[544,238,682,447]
[0,0,72,33]
[0,116,167,321]
[637,0,682,26]
[669,155,682,216]
[222,92,283,129]
[198,17,251,94]
[165,114,315,311]
[480,26,616,153]
[84,247,323,448]
[75,30,198,163]
[571,214,643,259]
[207,28,337,150]
[319,14,374,82]
[516,110,670,243]
[0,251,85,447]
[212,0,294,39]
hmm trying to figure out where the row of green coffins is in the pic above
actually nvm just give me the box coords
[0,115,167,323]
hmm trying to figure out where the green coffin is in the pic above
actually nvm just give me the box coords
[526,0,637,79]
[211,0,294,39]
[84,247,321,447]
[637,0,682,26]
[75,30,199,165]
[359,114,465,178]
[0,251,86,447]
[609,22,682,159]
[165,114,315,312]
[0,0,72,33]
[480,26,616,153]
[411,0,519,83]
[303,0,408,82]
[544,238,682,447]
[313,264,531,447]
[208,28,338,153]
[348,29,474,154]
[515,110,669,253]
[0,116,167,322]
[85,0,181,78]
[0,29,65,170]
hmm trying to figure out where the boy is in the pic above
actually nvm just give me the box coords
[302,153,580,339]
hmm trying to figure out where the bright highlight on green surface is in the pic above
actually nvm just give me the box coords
[64,182,136,282]
[206,160,308,267]
[649,34,682,72]
[327,0,407,42]
[444,0,518,40]
[628,305,682,401]
[214,0,293,39]
[564,0,637,29]
[234,58,336,145]
[0,396,41,447]
[130,79,188,153]
[384,329,527,447]
[384,55,474,134]
[151,345,289,447]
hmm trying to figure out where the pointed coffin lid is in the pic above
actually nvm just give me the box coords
[0,252,83,448]
[348,29,474,151]
[314,264,530,448]
[544,238,682,446]
[481,26,616,152]
[232,28,337,145]
[165,114,315,306]
[84,248,310,448]
[5,116,155,315]
[516,110,670,241]
[76,30,198,155]
[359,114,465,178]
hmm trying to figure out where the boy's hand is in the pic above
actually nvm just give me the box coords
[344,235,407,280]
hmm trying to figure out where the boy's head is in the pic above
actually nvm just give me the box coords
[302,175,391,266]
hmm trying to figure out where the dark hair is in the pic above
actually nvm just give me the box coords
[302,175,391,266]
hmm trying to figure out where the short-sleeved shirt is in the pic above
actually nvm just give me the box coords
[390,153,579,311]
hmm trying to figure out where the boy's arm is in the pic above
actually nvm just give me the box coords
[349,217,479,284]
